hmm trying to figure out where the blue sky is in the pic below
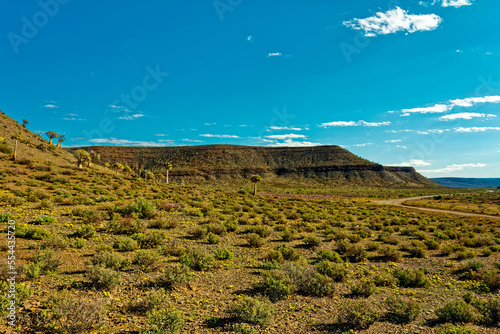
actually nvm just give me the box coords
[1,0,499,177]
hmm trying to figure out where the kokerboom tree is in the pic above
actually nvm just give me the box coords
[250,175,262,196]
[11,133,22,161]
[73,149,91,168]
[112,162,124,175]
[163,161,173,184]
[45,131,58,146]
[57,134,65,148]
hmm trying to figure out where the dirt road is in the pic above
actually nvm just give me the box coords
[372,195,500,220]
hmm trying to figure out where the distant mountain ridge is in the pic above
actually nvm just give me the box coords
[431,178,500,189]
[69,145,440,187]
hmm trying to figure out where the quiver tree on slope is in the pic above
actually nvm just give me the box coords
[45,131,58,146]
[124,166,132,176]
[250,174,262,196]
[56,134,65,148]
[11,133,22,161]
[73,149,91,168]
[22,119,28,128]
[163,162,173,184]
[112,162,124,175]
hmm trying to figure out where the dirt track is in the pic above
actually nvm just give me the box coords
[372,195,500,220]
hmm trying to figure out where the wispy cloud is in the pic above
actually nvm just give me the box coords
[420,163,486,173]
[268,126,304,131]
[439,112,496,121]
[181,139,204,143]
[387,159,432,167]
[118,114,145,120]
[267,139,321,147]
[319,120,391,127]
[199,134,239,138]
[267,52,293,58]
[385,139,402,143]
[88,138,168,146]
[441,0,473,8]
[155,134,168,137]
[265,133,306,140]
[343,7,442,37]
[247,35,254,42]
[455,127,500,133]
[395,95,500,116]
[353,143,372,147]
[43,104,59,109]
[61,117,86,121]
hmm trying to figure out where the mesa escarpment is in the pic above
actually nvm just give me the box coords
[69,145,439,187]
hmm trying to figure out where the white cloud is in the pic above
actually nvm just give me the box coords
[420,163,485,173]
[267,52,292,58]
[88,138,168,146]
[387,159,432,167]
[455,127,500,133]
[439,112,494,121]
[199,134,239,138]
[204,122,216,125]
[118,114,145,120]
[268,126,304,131]
[247,35,254,42]
[43,104,58,109]
[385,139,402,143]
[354,143,372,147]
[396,145,408,149]
[319,120,391,128]
[442,0,473,8]
[395,95,500,116]
[343,7,442,37]
[155,134,168,137]
[181,139,204,143]
[402,104,450,114]
[62,117,86,121]
[265,133,306,140]
[267,139,321,147]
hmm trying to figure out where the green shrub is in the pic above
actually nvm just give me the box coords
[393,268,429,288]
[47,297,106,333]
[378,245,402,262]
[34,215,55,225]
[303,235,322,248]
[15,225,51,240]
[147,307,184,333]
[71,237,86,249]
[85,264,121,290]
[275,244,300,261]
[41,235,69,249]
[480,271,500,292]
[113,237,139,252]
[346,244,367,263]
[385,296,421,324]
[296,268,332,297]
[180,248,215,271]
[189,226,207,240]
[317,249,342,263]
[281,229,298,242]
[30,250,61,273]
[434,324,478,334]
[134,250,161,272]
[214,248,233,260]
[435,300,477,324]
[227,296,274,325]
[351,279,376,297]
[246,233,265,248]
[337,299,380,329]
[262,270,292,301]
[315,261,348,282]
[232,323,258,334]
[456,260,483,280]
[91,252,129,271]
[0,144,12,155]
[160,264,193,289]
[119,198,157,219]
[373,271,397,287]
[207,233,220,244]
[74,225,96,239]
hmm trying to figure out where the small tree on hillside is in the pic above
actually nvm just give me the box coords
[124,166,132,176]
[56,134,65,148]
[163,162,173,184]
[112,162,124,175]
[11,133,22,160]
[250,175,262,196]
[22,119,28,128]
[146,171,155,180]
[74,149,91,168]
[45,131,58,146]
[104,162,110,168]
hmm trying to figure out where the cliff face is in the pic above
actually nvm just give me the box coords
[68,145,439,187]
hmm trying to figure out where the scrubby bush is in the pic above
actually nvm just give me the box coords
[351,279,376,297]
[91,252,129,271]
[315,261,348,282]
[434,324,478,334]
[317,249,342,263]
[378,245,402,262]
[214,248,233,260]
[227,296,274,325]
[160,264,193,289]
[134,250,161,272]
[246,233,265,248]
[180,248,215,271]
[147,307,184,333]
[436,299,477,324]
[113,237,139,252]
[303,235,322,248]
[385,296,421,324]
[393,268,429,288]
[85,264,121,290]
[337,299,380,329]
